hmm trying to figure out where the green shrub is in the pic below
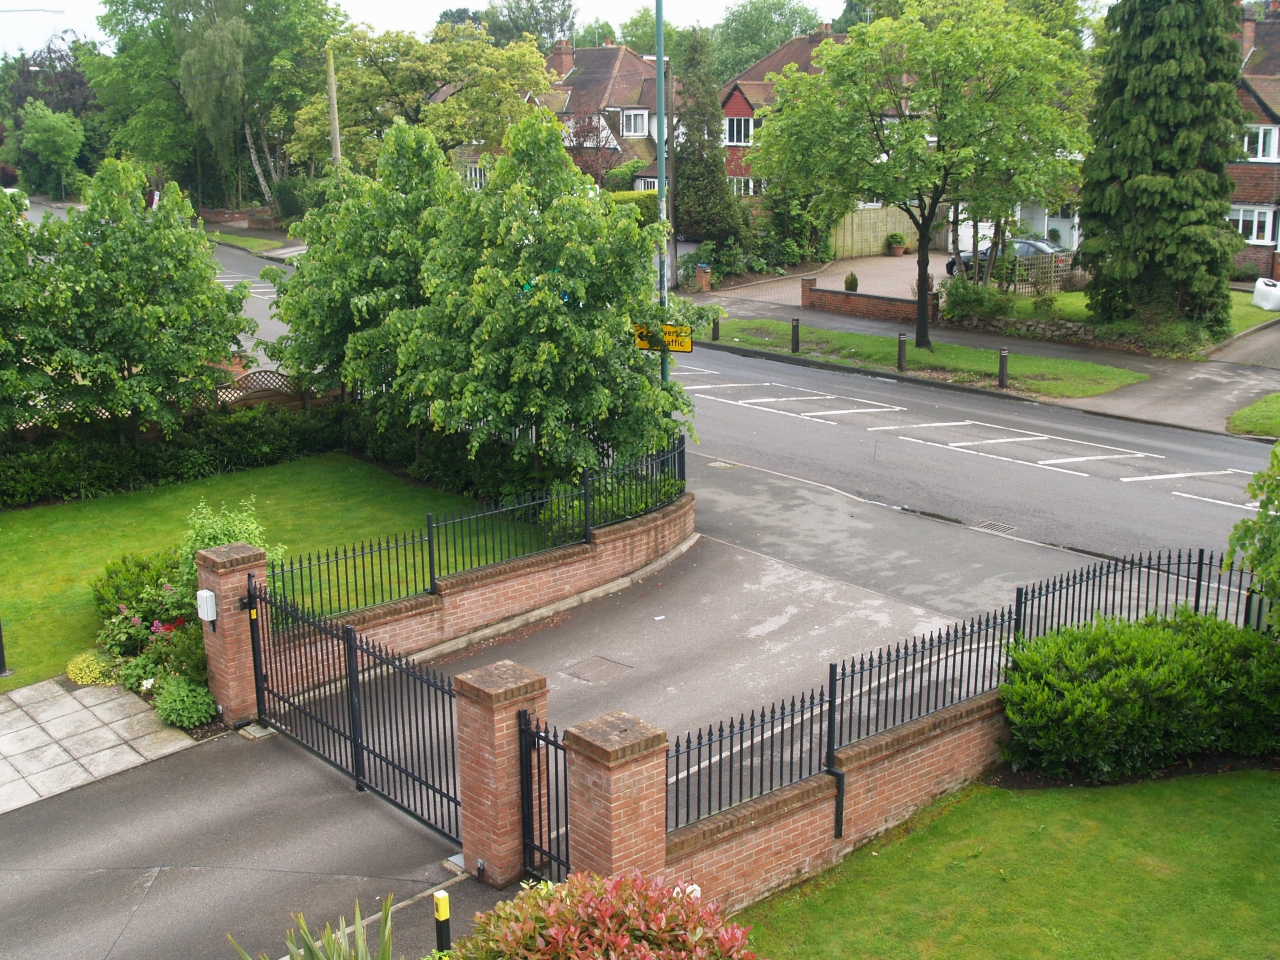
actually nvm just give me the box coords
[1001,609,1280,780]
[886,231,907,247]
[1047,227,1062,244]
[93,549,192,657]
[66,649,115,685]
[1232,261,1262,284]
[231,899,392,960]
[939,275,1014,321]
[153,674,217,728]
[610,190,659,226]
[604,159,647,193]
[844,272,858,292]
[457,872,756,960]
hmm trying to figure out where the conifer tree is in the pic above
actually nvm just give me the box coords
[1077,0,1244,337]
[673,27,748,251]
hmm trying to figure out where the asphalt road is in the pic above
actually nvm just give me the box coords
[675,349,1271,558]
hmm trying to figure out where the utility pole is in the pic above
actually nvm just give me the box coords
[655,0,669,382]
[326,46,342,165]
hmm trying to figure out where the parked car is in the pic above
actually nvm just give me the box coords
[946,237,1066,276]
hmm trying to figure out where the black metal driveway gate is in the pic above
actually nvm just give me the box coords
[247,573,461,843]
[518,710,571,881]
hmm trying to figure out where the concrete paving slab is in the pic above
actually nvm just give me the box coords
[79,744,146,779]
[109,710,166,741]
[6,679,64,706]
[87,694,150,724]
[0,695,20,716]
[23,694,83,724]
[0,724,53,757]
[0,758,18,785]
[9,742,74,776]
[129,728,195,761]
[26,761,95,797]
[59,726,123,759]
[0,779,39,814]
[71,684,128,708]
[0,708,35,736]
[40,708,101,740]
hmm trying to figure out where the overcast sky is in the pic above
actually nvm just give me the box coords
[2,0,847,58]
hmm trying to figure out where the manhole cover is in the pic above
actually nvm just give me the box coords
[977,521,1016,535]
[564,656,633,684]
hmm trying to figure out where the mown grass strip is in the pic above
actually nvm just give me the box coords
[209,231,283,254]
[701,319,1147,398]
[1228,392,1280,437]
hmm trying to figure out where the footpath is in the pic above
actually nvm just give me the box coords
[695,290,1280,436]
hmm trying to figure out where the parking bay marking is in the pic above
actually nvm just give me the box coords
[898,436,1091,476]
[1119,471,1237,483]
[1171,492,1258,510]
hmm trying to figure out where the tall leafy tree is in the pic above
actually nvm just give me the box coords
[346,113,693,478]
[573,18,617,47]
[0,159,249,436]
[0,99,84,197]
[712,0,820,83]
[1077,0,1244,337]
[751,0,1087,346]
[673,27,747,249]
[617,8,695,73]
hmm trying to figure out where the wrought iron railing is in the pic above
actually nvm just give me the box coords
[269,438,686,618]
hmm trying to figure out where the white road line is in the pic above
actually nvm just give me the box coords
[965,419,1158,457]
[684,382,772,390]
[1038,454,1148,465]
[899,436,1090,476]
[867,421,970,431]
[1171,492,1258,510]
[949,436,1049,447]
[692,393,836,424]
[739,395,838,404]
[1229,468,1256,475]
[671,365,720,375]
[1119,471,1236,483]
[805,406,906,416]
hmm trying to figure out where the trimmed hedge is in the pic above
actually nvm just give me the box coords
[611,190,659,227]
[1001,609,1280,780]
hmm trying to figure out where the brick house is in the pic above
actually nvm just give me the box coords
[535,39,675,190]
[1233,9,1280,279]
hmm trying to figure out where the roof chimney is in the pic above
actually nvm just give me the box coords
[1243,9,1256,64]
[549,39,574,78]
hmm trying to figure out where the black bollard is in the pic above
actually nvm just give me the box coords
[0,620,10,677]
[791,318,800,353]
[999,348,1009,389]
[712,317,719,341]
[897,332,907,373]
[435,890,452,953]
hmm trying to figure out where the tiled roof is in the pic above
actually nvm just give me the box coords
[719,30,844,109]
[1244,77,1280,123]
[544,45,656,114]
[1245,21,1280,76]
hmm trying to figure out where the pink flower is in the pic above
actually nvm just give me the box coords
[151,620,163,633]
[161,583,173,592]
[118,604,128,614]
[131,617,141,626]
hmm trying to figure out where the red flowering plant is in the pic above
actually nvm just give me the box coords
[454,872,760,960]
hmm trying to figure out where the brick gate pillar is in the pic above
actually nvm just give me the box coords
[453,659,548,888]
[195,542,267,727]
[564,711,668,878]
[800,276,817,308]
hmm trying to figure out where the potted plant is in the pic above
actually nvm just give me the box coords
[886,231,907,256]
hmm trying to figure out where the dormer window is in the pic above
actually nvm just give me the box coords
[1245,125,1279,161]
[725,117,753,145]
[623,110,647,137]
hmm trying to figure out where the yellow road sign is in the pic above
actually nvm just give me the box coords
[633,323,693,353]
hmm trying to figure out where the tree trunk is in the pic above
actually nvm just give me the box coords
[971,215,980,281]
[951,203,961,276]
[259,125,280,183]
[245,120,275,209]
[983,217,1004,286]
[915,223,933,349]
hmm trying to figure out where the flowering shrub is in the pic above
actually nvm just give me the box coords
[153,674,216,729]
[66,649,115,686]
[456,872,759,960]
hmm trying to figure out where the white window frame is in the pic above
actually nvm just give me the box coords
[465,164,487,190]
[1229,205,1276,244]
[728,176,756,196]
[1245,125,1280,161]
[724,116,753,146]
[634,177,657,191]
[622,110,647,138]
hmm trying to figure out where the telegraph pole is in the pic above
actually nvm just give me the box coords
[655,0,669,381]
[326,46,342,164]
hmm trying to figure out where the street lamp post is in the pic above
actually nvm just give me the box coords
[655,0,669,382]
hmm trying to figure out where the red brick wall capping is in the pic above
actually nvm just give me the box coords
[565,711,668,766]
[195,542,267,573]
[454,659,548,707]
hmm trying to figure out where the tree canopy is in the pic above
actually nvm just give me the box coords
[751,0,1088,345]
[712,0,821,82]
[1077,0,1244,337]
[0,98,85,198]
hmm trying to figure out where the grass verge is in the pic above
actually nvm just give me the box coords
[1228,392,1280,437]
[739,771,1280,960]
[209,231,283,254]
[0,453,474,694]
[1010,291,1276,339]
[703,319,1147,398]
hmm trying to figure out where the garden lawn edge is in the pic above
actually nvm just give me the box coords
[694,340,1276,444]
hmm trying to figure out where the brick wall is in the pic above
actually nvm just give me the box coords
[1235,242,1276,280]
[663,689,1008,913]
[1230,162,1280,205]
[800,277,939,325]
[332,493,695,660]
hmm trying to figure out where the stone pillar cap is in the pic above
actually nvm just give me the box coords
[565,711,667,766]
[195,542,267,572]
[454,660,547,707]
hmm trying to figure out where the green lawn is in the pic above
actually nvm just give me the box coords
[739,772,1280,960]
[705,319,1147,398]
[0,454,474,693]
[1228,392,1280,437]
[1011,290,1276,337]
[210,231,283,254]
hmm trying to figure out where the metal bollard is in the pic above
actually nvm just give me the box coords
[791,318,800,353]
[0,620,10,678]
[897,332,907,373]
[711,317,719,341]
[999,348,1009,389]
[435,889,452,953]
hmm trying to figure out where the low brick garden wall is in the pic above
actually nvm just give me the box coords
[800,277,939,325]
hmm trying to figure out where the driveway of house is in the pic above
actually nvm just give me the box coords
[713,254,947,306]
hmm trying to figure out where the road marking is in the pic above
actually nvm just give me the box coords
[1171,492,1258,510]
[1119,471,1236,482]
[739,395,838,404]
[684,382,772,390]
[965,419,1156,456]
[899,436,1090,476]
[949,436,1048,447]
[671,365,720,375]
[805,406,907,416]
[1038,454,1148,465]
[693,393,837,424]
[867,421,970,431]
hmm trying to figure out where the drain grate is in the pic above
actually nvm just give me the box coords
[564,656,633,684]
[977,521,1016,535]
